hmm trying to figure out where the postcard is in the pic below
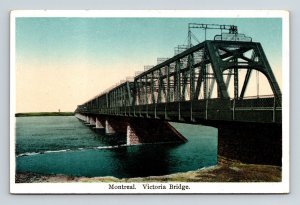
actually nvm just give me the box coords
[10,10,289,194]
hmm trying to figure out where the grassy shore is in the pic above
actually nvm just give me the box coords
[15,157,281,183]
[15,112,74,117]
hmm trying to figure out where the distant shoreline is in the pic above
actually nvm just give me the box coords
[15,112,74,117]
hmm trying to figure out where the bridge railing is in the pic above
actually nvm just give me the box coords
[79,96,281,124]
[232,96,281,123]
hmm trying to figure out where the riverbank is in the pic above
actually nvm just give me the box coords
[15,112,74,117]
[15,157,281,183]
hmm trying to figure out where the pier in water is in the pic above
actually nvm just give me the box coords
[16,116,217,178]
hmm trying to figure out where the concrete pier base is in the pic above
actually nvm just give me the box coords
[78,115,187,145]
[96,117,104,128]
[75,113,87,121]
[126,118,187,145]
[76,114,281,166]
[105,120,117,135]
[217,122,282,166]
[89,117,96,126]
[126,124,140,145]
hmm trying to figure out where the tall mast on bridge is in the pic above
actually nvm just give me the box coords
[187,23,239,48]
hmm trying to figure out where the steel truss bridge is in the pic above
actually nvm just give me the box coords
[75,24,283,165]
[76,24,282,124]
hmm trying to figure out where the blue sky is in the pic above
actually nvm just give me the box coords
[15,17,282,112]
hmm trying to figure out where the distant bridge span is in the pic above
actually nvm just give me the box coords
[75,27,282,166]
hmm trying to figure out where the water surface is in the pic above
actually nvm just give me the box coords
[16,116,217,178]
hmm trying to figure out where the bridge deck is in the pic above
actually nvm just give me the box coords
[81,97,281,124]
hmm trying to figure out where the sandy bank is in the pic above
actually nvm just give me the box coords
[15,157,281,183]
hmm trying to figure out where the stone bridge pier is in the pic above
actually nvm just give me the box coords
[76,114,187,145]
[76,114,281,166]
[216,121,282,166]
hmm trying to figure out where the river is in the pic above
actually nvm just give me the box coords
[16,116,217,178]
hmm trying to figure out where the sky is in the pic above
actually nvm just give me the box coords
[15,17,282,112]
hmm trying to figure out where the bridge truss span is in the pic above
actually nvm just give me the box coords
[75,24,283,165]
[76,40,282,124]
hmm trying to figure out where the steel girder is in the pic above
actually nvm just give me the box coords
[77,40,282,115]
[133,40,281,107]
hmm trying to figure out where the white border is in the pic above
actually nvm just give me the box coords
[10,9,288,18]
[10,10,290,194]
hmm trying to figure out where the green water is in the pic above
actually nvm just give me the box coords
[16,116,217,178]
